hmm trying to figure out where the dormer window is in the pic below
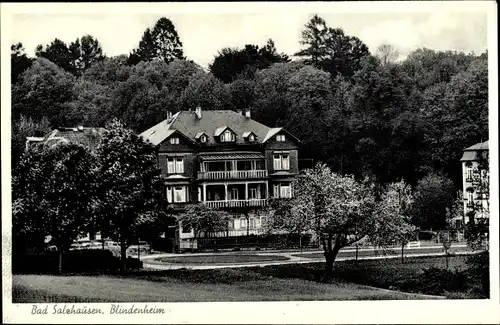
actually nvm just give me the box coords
[195,132,208,144]
[221,130,236,142]
[243,132,257,143]
[276,134,286,142]
[170,137,180,145]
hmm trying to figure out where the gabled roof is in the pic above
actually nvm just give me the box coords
[139,112,180,146]
[214,126,233,137]
[242,131,256,138]
[464,140,489,151]
[461,140,489,161]
[194,132,208,139]
[41,127,105,151]
[262,127,301,144]
[141,110,288,146]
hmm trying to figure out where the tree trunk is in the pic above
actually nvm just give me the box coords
[321,236,340,282]
[355,244,359,266]
[57,247,63,274]
[120,235,127,273]
[401,243,405,264]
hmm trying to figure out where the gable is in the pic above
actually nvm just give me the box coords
[158,130,196,152]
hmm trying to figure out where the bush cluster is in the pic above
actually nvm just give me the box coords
[13,249,142,274]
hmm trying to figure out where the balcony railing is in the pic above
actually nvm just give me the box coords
[197,170,268,180]
[203,199,267,209]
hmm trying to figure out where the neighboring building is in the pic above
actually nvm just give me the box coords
[25,126,105,153]
[459,140,489,227]
[140,108,300,250]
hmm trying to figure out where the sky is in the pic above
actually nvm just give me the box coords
[10,8,488,69]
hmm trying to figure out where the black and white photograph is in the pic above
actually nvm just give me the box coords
[2,1,498,324]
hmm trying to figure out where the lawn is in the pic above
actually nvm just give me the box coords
[153,253,289,265]
[12,254,483,303]
[13,273,437,303]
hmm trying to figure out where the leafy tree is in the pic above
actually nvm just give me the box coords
[35,38,76,74]
[13,143,98,273]
[179,72,233,111]
[128,17,184,64]
[11,43,34,84]
[12,58,76,127]
[295,14,370,78]
[412,172,456,231]
[179,204,229,251]
[278,163,378,280]
[68,34,105,74]
[269,197,314,253]
[96,119,166,272]
[370,180,417,263]
[210,39,290,83]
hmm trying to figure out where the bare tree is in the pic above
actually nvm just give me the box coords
[376,44,400,65]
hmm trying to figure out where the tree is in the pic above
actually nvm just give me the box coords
[269,197,314,253]
[375,44,400,65]
[276,163,379,280]
[209,39,290,83]
[295,14,370,78]
[96,119,166,272]
[11,43,34,84]
[68,35,105,75]
[12,58,76,127]
[412,172,456,231]
[35,38,75,74]
[178,72,233,111]
[179,204,228,251]
[370,180,417,264]
[128,17,184,64]
[13,143,99,273]
[11,114,51,168]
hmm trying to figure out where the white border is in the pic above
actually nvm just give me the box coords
[2,2,499,324]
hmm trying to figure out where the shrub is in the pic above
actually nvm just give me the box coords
[412,267,468,295]
[12,249,142,274]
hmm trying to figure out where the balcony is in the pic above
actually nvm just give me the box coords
[204,199,268,209]
[198,170,268,180]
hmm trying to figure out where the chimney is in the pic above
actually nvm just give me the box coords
[244,109,251,119]
[195,106,202,119]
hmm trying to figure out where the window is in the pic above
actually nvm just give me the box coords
[198,187,202,202]
[249,188,257,199]
[170,137,179,144]
[249,218,256,229]
[200,135,207,143]
[276,134,286,142]
[274,182,292,198]
[230,188,239,200]
[273,153,290,170]
[167,157,184,174]
[182,223,192,233]
[249,134,255,142]
[221,130,235,142]
[240,218,247,228]
[280,184,291,198]
[167,186,188,203]
[466,167,473,181]
[467,191,474,206]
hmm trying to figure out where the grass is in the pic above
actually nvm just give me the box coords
[152,254,289,265]
[13,255,477,303]
[13,273,437,303]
